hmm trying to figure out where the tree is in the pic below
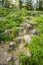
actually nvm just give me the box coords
[19,0,23,9]
[2,0,5,7]
[39,0,43,10]
[36,0,43,10]
[26,0,33,10]
[4,0,10,8]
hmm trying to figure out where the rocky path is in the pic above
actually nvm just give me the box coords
[0,15,39,65]
[12,17,38,65]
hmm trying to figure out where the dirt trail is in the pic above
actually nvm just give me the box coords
[0,16,32,65]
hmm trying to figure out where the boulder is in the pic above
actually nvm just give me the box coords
[23,35,31,43]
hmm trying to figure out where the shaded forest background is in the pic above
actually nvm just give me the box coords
[0,0,43,11]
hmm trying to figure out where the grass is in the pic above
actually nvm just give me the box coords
[0,8,43,65]
[18,11,43,65]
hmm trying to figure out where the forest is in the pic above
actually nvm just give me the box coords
[0,0,43,65]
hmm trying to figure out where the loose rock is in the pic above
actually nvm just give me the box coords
[7,56,12,62]
[29,29,39,35]
[31,13,36,16]
[9,42,14,50]
[25,24,33,32]
[26,17,32,20]
[23,35,31,43]
[5,30,11,35]
[15,37,21,43]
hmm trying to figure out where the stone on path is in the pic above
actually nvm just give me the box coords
[21,49,31,57]
[7,56,12,62]
[5,30,11,35]
[9,42,14,50]
[25,24,33,31]
[18,30,26,36]
[15,37,21,43]
[23,35,31,43]
[14,59,19,65]
[29,29,39,35]
[26,17,32,20]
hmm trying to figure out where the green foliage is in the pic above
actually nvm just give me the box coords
[7,58,14,65]
[35,15,43,34]
[19,51,29,65]
[28,36,43,65]
[0,8,24,42]
[0,8,9,17]
[19,36,43,65]
[19,13,43,65]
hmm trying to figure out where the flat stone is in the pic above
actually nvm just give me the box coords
[23,35,31,43]
[9,42,14,45]
[7,56,12,62]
